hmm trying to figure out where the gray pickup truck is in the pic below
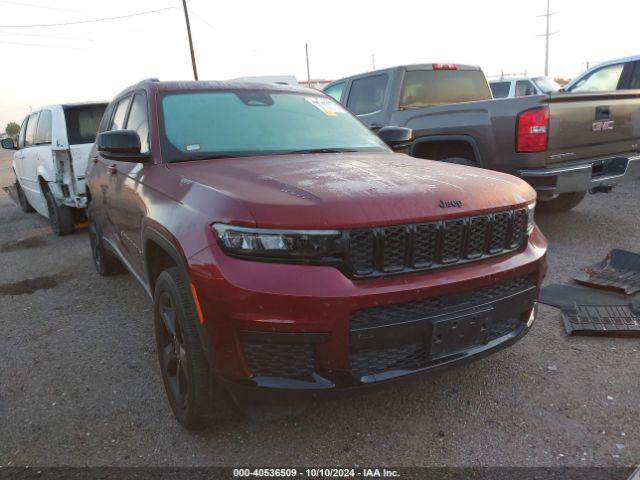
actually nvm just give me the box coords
[324,64,640,212]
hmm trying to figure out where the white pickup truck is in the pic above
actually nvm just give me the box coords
[1,102,107,235]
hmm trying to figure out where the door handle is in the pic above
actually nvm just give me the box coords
[595,105,611,120]
[107,164,117,175]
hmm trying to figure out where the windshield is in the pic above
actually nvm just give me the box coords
[532,76,561,94]
[399,70,492,109]
[159,90,388,162]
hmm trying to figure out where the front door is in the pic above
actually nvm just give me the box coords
[108,92,152,278]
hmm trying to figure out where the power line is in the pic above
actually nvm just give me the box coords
[0,6,176,28]
[0,0,84,12]
[0,39,89,49]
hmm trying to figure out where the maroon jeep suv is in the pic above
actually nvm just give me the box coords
[85,79,547,429]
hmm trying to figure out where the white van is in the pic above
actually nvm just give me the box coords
[1,102,107,235]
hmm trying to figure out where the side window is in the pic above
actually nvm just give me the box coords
[125,93,150,153]
[34,110,52,145]
[18,117,29,149]
[347,74,388,115]
[109,96,132,131]
[324,82,345,102]
[571,63,624,92]
[515,81,536,97]
[628,62,640,90]
[24,112,39,147]
[490,82,511,98]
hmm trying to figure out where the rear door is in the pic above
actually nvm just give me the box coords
[63,104,107,194]
[345,73,390,129]
[547,91,640,164]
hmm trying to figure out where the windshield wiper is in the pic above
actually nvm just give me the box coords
[279,148,359,155]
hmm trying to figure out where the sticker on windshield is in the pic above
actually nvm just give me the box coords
[304,96,345,116]
[185,143,201,151]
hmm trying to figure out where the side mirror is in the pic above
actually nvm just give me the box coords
[1,138,17,150]
[97,130,150,163]
[377,126,413,151]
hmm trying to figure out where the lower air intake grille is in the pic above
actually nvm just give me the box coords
[242,342,315,379]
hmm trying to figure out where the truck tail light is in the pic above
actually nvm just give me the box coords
[516,107,548,152]
[432,63,457,70]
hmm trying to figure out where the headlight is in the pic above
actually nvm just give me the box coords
[526,201,536,234]
[212,223,341,259]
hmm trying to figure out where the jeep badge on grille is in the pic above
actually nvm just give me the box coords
[439,200,463,208]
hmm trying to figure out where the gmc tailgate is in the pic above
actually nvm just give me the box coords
[546,90,640,164]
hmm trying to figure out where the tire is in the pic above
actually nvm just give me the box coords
[154,267,237,430]
[15,180,34,213]
[440,157,478,167]
[537,191,587,213]
[87,202,125,276]
[44,190,74,236]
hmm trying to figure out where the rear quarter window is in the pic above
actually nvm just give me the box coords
[65,104,107,145]
[490,82,511,98]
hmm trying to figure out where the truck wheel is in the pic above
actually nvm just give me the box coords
[44,190,74,236]
[441,157,478,167]
[87,203,125,276]
[537,191,586,213]
[15,181,34,213]
[154,267,238,430]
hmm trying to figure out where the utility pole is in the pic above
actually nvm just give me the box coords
[181,0,198,80]
[538,0,557,77]
[305,43,311,87]
[371,54,376,70]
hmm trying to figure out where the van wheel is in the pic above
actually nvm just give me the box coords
[537,191,587,213]
[87,202,124,276]
[15,181,34,213]
[441,157,478,167]
[44,190,74,236]
[154,267,238,430]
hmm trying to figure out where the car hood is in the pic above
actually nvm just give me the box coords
[166,152,535,229]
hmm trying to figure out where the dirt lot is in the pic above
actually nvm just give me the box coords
[0,147,638,468]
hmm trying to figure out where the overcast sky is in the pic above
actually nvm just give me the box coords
[0,0,636,128]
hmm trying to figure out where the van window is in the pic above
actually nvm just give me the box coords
[65,104,107,145]
[24,112,39,147]
[125,94,150,153]
[490,82,510,98]
[324,82,345,102]
[347,75,388,115]
[571,63,624,92]
[110,96,132,131]
[34,110,52,145]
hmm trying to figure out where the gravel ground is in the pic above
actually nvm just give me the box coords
[0,148,638,468]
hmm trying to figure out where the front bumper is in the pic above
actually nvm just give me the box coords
[188,228,547,393]
[519,153,640,197]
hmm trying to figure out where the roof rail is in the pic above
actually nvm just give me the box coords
[140,77,159,82]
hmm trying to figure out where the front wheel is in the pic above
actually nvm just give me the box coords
[537,191,587,213]
[15,180,34,213]
[154,267,237,430]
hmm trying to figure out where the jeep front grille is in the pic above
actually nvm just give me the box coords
[345,208,528,278]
